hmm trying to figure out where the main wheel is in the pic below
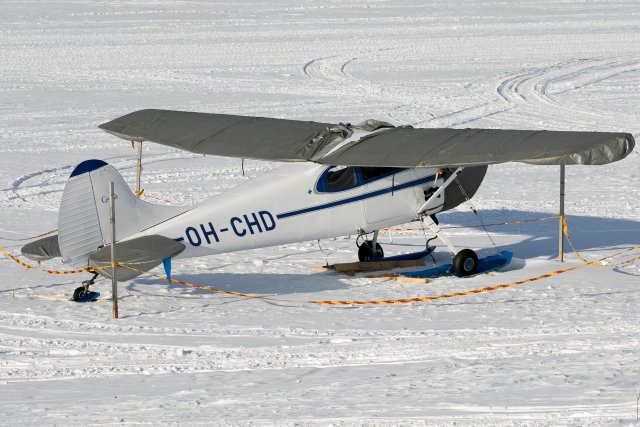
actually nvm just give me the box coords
[453,249,478,277]
[358,240,384,262]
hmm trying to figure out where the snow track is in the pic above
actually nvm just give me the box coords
[490,57,640,129]
[2,313,639,381]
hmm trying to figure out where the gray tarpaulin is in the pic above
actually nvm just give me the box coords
[21,235,61,261]
[99,109,335,162]
[89,235,185,282]
[321,127,635,167]
[99,109,635,167]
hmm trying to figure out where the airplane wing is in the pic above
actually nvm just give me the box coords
[320,127,635,167]
[99,109,336,162]
[99,109,635,167]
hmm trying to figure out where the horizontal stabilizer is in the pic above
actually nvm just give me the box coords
[21,235,61,261]
[89,235,185,282]
[99,109,635,167]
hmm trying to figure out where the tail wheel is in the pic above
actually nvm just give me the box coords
[72,286,86,302]
[453,249,478,277]
[358,240,384,262]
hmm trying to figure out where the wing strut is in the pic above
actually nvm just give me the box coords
[417,167,464,215]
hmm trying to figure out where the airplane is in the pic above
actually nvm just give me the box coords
[20,109,635,301]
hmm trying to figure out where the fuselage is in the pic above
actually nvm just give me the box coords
[142,163,444,259]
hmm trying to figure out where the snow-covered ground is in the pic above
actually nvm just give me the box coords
[1,1,639,425]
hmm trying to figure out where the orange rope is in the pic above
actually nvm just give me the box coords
[136,189,183,205]
[120,246,640,306]
[0,229,57,242]
[0,244,113,274]
[310,245,640,305]
[120,264,277,302]
[1,216,638,306]
[382,216,560,232]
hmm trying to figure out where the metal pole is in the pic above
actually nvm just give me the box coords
[109,181,119,319]
[559,164,565,262]
[135,141,142,197]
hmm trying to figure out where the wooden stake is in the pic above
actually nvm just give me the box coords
[333,259,424,273]
[110,181,118,319]
[559,164,565,262]
[135,141,143,197]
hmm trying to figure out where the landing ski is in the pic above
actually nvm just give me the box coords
[401,251,513,279]
[70,291,101,303]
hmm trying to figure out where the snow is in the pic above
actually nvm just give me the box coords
[0,0,639,425]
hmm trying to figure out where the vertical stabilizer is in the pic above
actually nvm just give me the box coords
[58,159,187,265]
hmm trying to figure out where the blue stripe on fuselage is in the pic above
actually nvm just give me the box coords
[276,174,436,220]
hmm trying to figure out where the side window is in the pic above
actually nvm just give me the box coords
[360,167,403,183]
[317,166,358,192]
[327,166,357,191]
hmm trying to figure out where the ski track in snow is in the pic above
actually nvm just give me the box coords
[489,58,640,128]
[0,1,639,425]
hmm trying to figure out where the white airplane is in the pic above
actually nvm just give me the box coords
[21,110,635,300]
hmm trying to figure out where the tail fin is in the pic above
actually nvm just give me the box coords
[58,159,186,264]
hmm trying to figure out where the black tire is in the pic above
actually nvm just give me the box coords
[358,240,384,262]
[453,249,479,277]
[72,287,85,302]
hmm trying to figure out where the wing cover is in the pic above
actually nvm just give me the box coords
[21,235,61,261]
[442,166,488,211]
[320,127,635,167]
[99,109,335,162]
[99,110,635,167]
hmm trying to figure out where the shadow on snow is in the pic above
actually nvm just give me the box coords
[125,209,639,298]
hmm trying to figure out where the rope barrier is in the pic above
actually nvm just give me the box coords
[382,216,560,232]
[120,264,278,302]
[113,244,639,306]
[135,189,183,205]
[0,245,113,274]
[0,229,57,242]
[1,216,638,306]
[0,245,33,270]
[560,216,607,266]
[309,246,640,305]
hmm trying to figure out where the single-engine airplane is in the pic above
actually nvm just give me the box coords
[20,110,635,300]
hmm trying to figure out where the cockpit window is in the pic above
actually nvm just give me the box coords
[360,167,402,182]
[326,166,357,191]
[316,166,407,193]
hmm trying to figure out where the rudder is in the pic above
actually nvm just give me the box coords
[58,159,186,265]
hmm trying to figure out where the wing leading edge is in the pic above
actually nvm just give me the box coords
[99,109,635,167]
[99,109,337,162]
[321,127,635,167]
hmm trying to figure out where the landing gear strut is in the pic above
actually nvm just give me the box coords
[73,272,98,302]
[421,214,479,277]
